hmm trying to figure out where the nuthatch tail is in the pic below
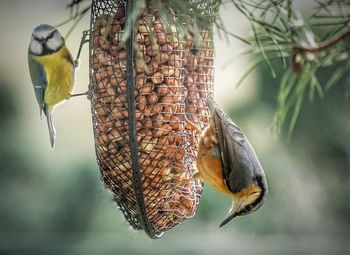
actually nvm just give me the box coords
[191,98,268,227]
[28,24,75,148]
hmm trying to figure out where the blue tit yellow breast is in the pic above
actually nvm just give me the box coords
[33,46,74,110]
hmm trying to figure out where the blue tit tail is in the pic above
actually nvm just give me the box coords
[44,105,56,149]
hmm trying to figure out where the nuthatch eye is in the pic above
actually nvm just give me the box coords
[190,98,268,227]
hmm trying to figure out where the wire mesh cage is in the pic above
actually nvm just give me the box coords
[89,0,214,238]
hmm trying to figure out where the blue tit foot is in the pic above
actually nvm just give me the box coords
[74,59,80,68]
[71,91,89,97]
[70,84,93,99]
[74,30,90,67]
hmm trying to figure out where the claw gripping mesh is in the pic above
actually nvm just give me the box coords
[89,0,214,238]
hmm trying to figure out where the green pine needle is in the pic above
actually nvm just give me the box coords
[61,0,350,138]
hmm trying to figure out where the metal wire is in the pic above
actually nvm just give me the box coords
[89,0,214,238]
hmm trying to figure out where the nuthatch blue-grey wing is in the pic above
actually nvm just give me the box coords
[194,98,268,227]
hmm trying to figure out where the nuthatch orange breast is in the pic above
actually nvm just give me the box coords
[192,98,268,227]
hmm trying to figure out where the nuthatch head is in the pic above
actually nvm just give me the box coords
[220,170,267,227]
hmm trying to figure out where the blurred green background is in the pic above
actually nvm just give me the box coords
[0,1,349,254]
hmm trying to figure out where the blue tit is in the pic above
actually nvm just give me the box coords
[28,24,75,148]
[191,98,268,227]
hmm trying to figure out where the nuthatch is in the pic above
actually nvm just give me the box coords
[191,98,268,227]
[28,24,75,148]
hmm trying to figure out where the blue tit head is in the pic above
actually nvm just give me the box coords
[29,24,65,56]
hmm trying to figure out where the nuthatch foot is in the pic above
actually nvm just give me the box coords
[189,98,268,227]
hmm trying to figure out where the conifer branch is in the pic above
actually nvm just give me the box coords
[62,0,350,136]
[293,28,350,53]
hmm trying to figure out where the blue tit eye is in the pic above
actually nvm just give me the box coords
[33,35,41,42]
[46,30,56,40]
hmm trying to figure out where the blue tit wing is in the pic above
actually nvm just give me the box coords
[28,53,47,116]
[207,98,264,193]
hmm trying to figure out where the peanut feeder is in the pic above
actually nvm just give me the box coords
[89,0,214,238]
